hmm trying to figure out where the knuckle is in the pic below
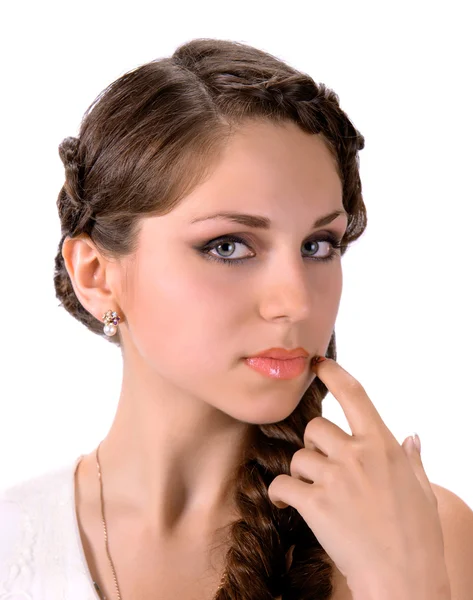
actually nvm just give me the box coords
[290,448,307,473]
[344,376,366,396]
[346,438,369,467]
[305,416,325,436]
[378,436,401,463]
[291,448,305,464]
[348,434,400,468]
[303,418,323,448]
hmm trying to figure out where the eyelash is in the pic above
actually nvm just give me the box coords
[198,233,344,266]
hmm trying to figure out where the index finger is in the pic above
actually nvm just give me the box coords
[311,357,386,437]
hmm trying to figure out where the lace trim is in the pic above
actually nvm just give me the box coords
[0,456,100,599]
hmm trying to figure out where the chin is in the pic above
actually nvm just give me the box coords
[224,394,302,426]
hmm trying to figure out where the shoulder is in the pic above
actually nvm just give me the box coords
[0,459,81,590]
[0,461,75,516]
[431,483,473,599]
[0,462,71,543]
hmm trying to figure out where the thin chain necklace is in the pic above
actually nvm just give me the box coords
[93,440,122,600]
[92,440,227,600]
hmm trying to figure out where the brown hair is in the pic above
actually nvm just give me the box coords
[54,38,366,599]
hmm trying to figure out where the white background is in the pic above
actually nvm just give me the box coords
[0,1,471,510]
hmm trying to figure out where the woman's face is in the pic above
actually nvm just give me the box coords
[117,119,347,424]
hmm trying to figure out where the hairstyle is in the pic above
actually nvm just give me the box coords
[54,38,366,599]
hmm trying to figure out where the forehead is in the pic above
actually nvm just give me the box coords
[177,120,342,218]
[219,119,341,179]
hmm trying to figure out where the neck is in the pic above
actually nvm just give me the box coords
[90,354,254,539]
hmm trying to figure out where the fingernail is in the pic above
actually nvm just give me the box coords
[311,356,327,368]
[411,433,421,453]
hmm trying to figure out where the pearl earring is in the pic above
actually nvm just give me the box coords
[103,309,121,337]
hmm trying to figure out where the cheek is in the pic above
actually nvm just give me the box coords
[324,266,343,316]
[310,266,343,341]
[125,257,239,370]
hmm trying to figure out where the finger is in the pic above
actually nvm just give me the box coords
[267,473,312,511]
[311,358,388,437]
[290,447,326,483]
[402,435,438,507]
[303,416,352,459]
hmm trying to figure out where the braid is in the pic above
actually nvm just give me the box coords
[201,69,365,167]
[57,136,95,237]
[215,333,338,600]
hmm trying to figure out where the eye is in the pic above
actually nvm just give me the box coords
[197,233,344,266]
[210,237,251,260]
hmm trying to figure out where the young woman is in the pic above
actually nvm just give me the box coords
[1,37,471,600]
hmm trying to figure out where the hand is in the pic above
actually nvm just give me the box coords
[267,358,451,599]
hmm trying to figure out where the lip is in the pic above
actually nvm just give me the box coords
[244,356,308,380]
[248,347,310,360]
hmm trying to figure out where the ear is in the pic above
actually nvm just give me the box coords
[61,234,117,321]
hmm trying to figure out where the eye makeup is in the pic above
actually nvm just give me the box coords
[194,231,345,267]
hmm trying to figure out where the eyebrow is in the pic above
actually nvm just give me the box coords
[190,209,348,230]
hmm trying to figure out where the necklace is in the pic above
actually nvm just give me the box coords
[92,440,227,599]
[93,440,122,600]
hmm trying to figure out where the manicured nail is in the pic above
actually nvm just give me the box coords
[411,433,421,453]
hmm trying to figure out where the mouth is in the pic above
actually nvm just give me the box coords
[243,356,309,380]
[248,347,310,360]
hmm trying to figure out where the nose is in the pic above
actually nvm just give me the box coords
[258,255,312,323]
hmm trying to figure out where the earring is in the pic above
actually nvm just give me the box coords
[103,310,121,337]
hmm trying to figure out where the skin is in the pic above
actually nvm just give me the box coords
[62,119,349,596]
[269,359,452,599]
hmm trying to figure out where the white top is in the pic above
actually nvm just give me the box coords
[0,459,291,600]
[0,455,101,600]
